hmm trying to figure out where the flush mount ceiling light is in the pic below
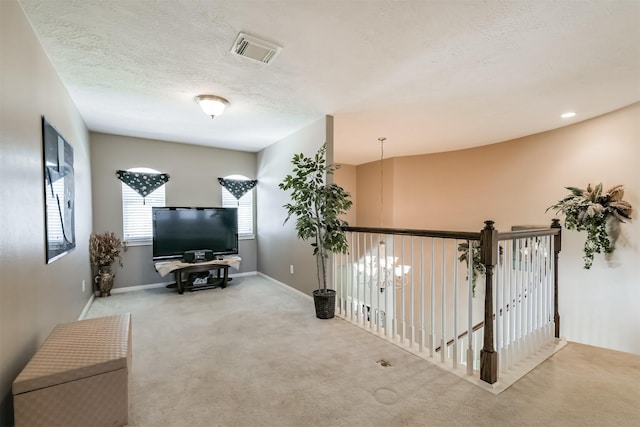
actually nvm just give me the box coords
[194,95,229,119]
[561,111,576,119]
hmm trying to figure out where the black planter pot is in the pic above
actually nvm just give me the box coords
[312,289,336,319]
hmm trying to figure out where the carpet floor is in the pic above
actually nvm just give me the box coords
[86,275,640,427]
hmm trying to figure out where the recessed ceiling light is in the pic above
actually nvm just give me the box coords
[561,112,576,119]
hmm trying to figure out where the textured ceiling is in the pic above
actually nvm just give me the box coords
[19,0,640,165]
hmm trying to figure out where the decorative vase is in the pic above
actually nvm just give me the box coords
[95,265,115,297]
[312,289,336,319]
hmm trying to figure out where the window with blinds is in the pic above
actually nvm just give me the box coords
[221,175,254,238]
[121,167,166,244]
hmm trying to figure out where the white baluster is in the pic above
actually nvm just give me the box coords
[391,234,395,338]
[368,234,373,327]
[473,327,480,371]
[375,233,379,331]
[548,235,554,342]
[355,232,361,320]
[535,237,544,352]
[527,237,534,356]
[441,240,446,364]
[352,234,356,320]
[511,238,517,361]
[420,237,425,353]
[546,236,553,342]
[453,239,459,370]
[535,236,541,349]
[337,239,343,317]
[544,236,551,342]
[467,239,474,376]
[383,235,389,337]
[429,238,435,358]
[516,238,523,362]
[335,239,339,317]
[400,235,406,344]
[410,236,415,347]
[544,236,548,340]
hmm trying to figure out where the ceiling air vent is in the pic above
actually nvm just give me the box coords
[230,32,281,64]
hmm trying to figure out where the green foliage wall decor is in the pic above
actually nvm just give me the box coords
[547,183,632,269]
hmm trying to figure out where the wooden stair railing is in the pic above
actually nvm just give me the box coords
[338,219,561,387]
[479,220,562,384]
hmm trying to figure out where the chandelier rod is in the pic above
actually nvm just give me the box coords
[379,137,386,229]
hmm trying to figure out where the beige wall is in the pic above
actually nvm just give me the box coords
[256,117,330,296]
[352,103,640,354]
[90,132,258,288]
[334,164,357,225]
[354,158,395,228]
[0,1,94,423]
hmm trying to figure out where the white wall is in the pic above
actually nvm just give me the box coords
[0,1,94,423]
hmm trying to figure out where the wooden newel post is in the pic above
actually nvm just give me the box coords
[480,220,498,384]
[551,218,562,339]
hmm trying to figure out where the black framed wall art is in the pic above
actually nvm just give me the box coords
[42,116,75,263]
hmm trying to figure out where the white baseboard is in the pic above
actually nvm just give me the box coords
[229,271,258,278]
[78,294,95,320]
[110,271,258,294]
[257,272,313,303]
[110,282,172,294]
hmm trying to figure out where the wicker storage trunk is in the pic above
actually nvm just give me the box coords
[12,313,131,427]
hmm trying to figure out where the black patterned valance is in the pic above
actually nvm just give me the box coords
[218,178,257,200]
[116,170,170,200]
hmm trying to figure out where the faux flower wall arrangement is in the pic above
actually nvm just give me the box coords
[547,183,633,269]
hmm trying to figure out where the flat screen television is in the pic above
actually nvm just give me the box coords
[152,207,238,260]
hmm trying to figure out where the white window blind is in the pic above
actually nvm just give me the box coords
[221,175,254,237]
[121,167,166,243]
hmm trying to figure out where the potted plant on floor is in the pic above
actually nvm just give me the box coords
[89,232,126,296]
[279,144,352,319]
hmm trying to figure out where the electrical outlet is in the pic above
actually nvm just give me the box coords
[290,265,294,274]
[82,280,86,292]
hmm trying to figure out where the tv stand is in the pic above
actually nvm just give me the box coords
[182,263,229,292]
[154,257,241,294]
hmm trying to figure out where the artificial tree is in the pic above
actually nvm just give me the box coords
[279,144,352,318]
